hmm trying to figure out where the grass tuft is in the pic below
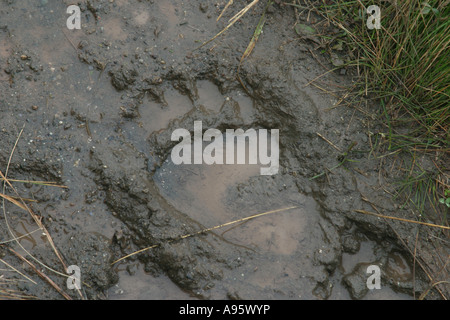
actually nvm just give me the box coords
[309,0,449,222]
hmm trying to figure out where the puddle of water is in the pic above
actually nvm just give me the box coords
[194,80,255,123]
[4,215,46,253]
[158,1,178,33]
[153,130,415,299]
[132,10,150,28]
[363,288,412,300]
[139,87,193,134]
[154,128,281,228]
[153,136,325,298]
[109,263,194,300]
[329,279,413,300]
[138,81,256,137]
[386,250,413,283]
[4,1,76,66]
[338,241,414,300]
[196,80,224,113]
[102,16,128,42]
[155,159,260,229]
[341,241,377,274]
[228,90,255,124]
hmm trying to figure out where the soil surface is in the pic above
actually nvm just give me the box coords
[0,0,448,300]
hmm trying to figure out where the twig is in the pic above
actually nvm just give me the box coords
[316,132,341,152]
[308,48,329,71]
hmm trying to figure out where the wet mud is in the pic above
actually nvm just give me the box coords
[0,0,448,300]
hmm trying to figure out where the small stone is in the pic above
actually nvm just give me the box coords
[199,3,208,13]
[342,235,360,254]
[343,263,373,299]
[331,53,345,67]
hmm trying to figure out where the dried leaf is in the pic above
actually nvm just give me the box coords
[294,23,316,36]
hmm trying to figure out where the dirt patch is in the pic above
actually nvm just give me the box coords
[0,0,447,300]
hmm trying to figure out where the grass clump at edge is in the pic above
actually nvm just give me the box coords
[310,0,449,223]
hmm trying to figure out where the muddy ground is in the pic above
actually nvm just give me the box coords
[0,0,448,300]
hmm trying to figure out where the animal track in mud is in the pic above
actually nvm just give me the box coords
[1,0,437,300]
[92,70,421,299]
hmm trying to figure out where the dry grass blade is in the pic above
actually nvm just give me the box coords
[3,195,37,203]
[0,276,37,300]
[0,126,67,271]
[217,0,233,22]
[112,206,298,265]
[0,192,28,211]
[0,258,36,284]
[0,227,43,245]
[194,0,260,51]
[240,0,272,62]
[354,209,450,230]
[9,248,72,300]
[237,0,273,95]
[0,178,68,188]
[0,169,68,271]
[1,125,84,299]
[316,132,342,152]
[229,0,259,24]
[0,287,36,300]
[419,281,450,300]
